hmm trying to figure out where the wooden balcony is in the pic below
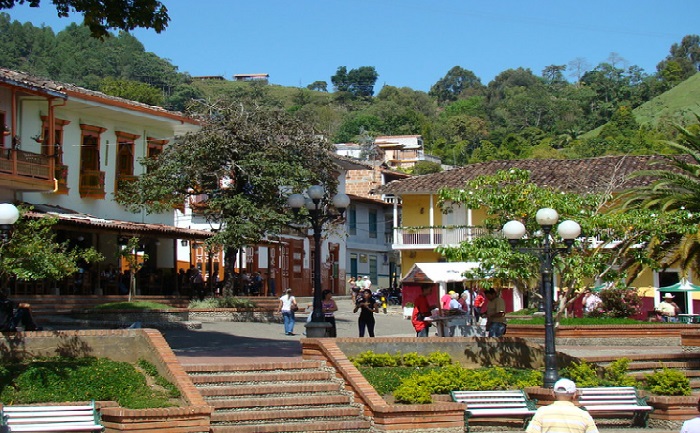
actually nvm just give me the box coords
[392,226,491,249]
[0,148,55,191]
[79,169,106,198]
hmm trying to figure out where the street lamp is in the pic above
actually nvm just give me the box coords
[0,203,20,245]
[288,185,350,338]
[503,208,581,388]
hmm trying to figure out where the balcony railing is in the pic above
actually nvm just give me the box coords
[393,226,491,248]
[0,149,52,180]
[79,169,106,198]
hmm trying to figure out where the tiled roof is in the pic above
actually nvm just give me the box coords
[377,154,676,195]
[0,67,196,124]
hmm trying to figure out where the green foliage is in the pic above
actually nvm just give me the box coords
[644,367,691,396]
[0,206,103,290]
[391,365,542,404]
[0,357,176,408]
[188,296,256,309]
[350,351,453,368]
[137,359,181,398]
[561,358,638,388]
[590,286,642,318]
[358,366,438,396]
[100,77,164,106]
[560,361,602,387]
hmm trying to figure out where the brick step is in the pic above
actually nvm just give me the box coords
[184,360,324,373]
[586,352,696,364]
[207,394,352,410]
[210,418,371,433]
[189,369,332,384]
[212,406,362,423]
[198,381,342,397]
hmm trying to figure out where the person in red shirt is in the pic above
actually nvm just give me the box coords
[412,286,436,337]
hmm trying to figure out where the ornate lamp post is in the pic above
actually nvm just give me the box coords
[503,208,581,388]
[288,185,350,338]
[0,203,20,245]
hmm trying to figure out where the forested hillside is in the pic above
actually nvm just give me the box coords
[1,12,699,167]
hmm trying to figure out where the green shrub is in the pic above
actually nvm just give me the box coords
[596,286,642,318]
[350,351,397,367]
[188,296,256,309]
[559,361,601,387]
[401,352,430,367]
[137,359,181,399]
[603,358,637,387]
[360,366,439,396]
[427,351,453,367]
[644,367,691,396]
[93,301,172,310]
[393,377,432,404]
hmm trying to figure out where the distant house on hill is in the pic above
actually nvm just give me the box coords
[193,75,226,81]
[374,135,441,169]
[233,73,269,82]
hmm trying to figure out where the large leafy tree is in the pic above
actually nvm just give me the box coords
[330,65,379,98]
[621,118,700,276]
[0,0,170,38]
[115,102,341,289]
[429,66,484,105]
[435,169,695,317]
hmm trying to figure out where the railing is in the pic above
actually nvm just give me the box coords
[393,226,491,248]
[0,149,52,180]
[79,169,106,198]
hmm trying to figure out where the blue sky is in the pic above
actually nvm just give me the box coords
[5,1,699,92]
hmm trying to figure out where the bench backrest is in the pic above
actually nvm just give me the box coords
[577,386,646,406]
[1,402,102,432]
[451,390,535,409]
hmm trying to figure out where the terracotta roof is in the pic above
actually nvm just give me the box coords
[377,155,676,195]
[0,67,197,124]
[25,204,213,240]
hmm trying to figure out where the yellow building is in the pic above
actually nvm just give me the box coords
[377,155,699,317]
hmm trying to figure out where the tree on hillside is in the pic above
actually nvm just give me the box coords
[330,65,379,98]
[429,66,484,104]
[435,169,695,317]
[0,0,170,38]
[307,80,327,92]
[657,35,700,86]
[115,102,340,293]
[100,77,163,106]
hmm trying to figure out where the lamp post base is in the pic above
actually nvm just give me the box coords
[304,321,332,338]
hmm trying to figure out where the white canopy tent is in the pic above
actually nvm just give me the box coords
[402,262,481,301]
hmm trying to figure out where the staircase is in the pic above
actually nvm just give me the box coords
[184,360,371,433]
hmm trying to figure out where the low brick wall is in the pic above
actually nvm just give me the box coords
[67,308,282,329]
[508,323,694,346]
[303,337,492,433]
[0,329,211,433]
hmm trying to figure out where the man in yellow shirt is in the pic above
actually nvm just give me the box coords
[526,378,599,433]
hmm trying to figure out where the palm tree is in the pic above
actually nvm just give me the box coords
[621,117,700,276]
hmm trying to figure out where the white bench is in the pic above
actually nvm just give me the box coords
[577,386,653,427]
[1,401,103,432]
[451,390,537,432]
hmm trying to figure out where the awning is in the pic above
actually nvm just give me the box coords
[658,280,700,292]
[24,204,213,240]
[401,262,481,284]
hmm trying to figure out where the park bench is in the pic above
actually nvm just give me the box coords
[451,390,537,432]
[0,401,103,432]
[577,386,653,427]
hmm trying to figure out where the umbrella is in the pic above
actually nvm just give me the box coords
[657,280,700,292]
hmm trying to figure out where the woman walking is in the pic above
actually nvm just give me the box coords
[321,289,338,337]
[277,288,298,336]
[353,288,378,337]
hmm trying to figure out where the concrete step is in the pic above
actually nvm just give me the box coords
[189,369,333,384]
[211,406,363,423]
[208,394,353,410]
[210,418,371,433]
[184,360,325,373]
[198,381,343,397]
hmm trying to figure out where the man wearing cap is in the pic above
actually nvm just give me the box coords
[657,293,681,322]
[525,378,599,433]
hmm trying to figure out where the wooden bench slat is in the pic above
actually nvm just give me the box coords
[9,416,97,423]
[9,425,102,432]
[1,401,102,432]
[3,406,94,412]
[466,408,536,416]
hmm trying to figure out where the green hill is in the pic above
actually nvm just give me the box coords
[633,72,700,127]
[584,73,700,138]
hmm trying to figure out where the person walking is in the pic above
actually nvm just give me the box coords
[484,288,507,337]
[525,378,599,433]
[412,285,436,337]
[354,288,378,337]
[321,289,338,337]
[277,288,298,336]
